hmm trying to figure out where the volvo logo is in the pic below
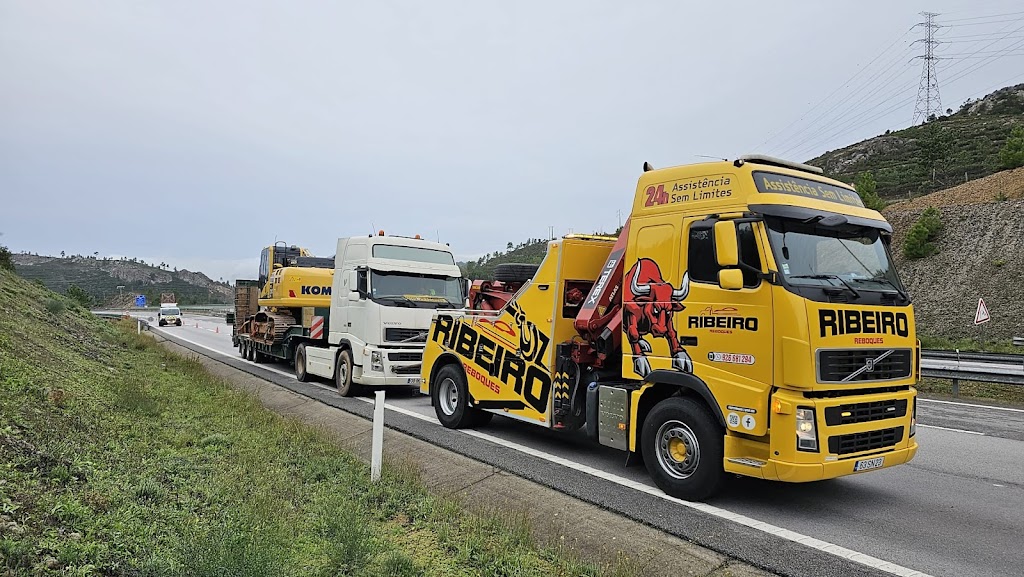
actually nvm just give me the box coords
[842,350,893,382]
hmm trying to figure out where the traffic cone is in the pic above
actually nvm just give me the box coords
[215,326,219,334]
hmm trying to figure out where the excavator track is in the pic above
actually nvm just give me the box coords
[250,310,296,344]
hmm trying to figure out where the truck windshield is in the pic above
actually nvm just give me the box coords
[765,217,907,302]
[160,308,180,315]
[370,271,463,307]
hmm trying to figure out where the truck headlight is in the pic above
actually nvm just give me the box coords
[910,396,917,437]
[796,407,818,452]
[371,351,383,372]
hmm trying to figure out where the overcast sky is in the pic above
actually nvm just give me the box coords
[3,1,1023,282]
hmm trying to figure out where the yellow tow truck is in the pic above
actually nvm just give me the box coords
[420,155,919,500]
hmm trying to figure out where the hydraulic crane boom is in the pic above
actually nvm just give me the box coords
[572,219,631,366]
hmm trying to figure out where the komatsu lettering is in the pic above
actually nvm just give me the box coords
[300,285,332,296]
[819,309,909,337]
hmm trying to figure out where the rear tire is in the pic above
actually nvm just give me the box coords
[432,364,483,429]
[295,344,310,382]
[247,343,256,362]
[493,263,540,284]
[335,349,357,397]
[641,397,724,501]
[239,341,247,359]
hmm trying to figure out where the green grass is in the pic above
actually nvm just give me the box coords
[0,269,626,576]
[917,378,1024,406]
[918,334,1023,354]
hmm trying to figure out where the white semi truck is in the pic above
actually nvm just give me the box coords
[293,233,465,395]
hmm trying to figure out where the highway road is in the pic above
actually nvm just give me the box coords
[129,311,1024,577]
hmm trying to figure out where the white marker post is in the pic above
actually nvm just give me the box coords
[371,390,385,482]
[137,320,141,334]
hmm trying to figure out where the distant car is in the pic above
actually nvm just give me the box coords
[158,306,183,327]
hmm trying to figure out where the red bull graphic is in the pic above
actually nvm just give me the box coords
[624,258,692,377]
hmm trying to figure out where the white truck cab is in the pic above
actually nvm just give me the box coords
[158,303,182,327]
[302,233,464,394]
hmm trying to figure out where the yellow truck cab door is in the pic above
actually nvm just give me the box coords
[674,218,774,437]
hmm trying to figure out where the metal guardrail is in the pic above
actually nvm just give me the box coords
[921,349,1024,394]
[923,349,1024,364]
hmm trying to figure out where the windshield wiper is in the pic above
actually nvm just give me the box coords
[374,295,417,307]
[850,277,908,301]
[789,274,861,299]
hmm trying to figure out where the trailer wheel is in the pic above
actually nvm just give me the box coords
[247,343,256,362]
[432,364,484,429]
[641,397,724,501]
[295,344,310,382]
[335,349,357,397]
[493,263,540,284]
[239,341,247,359]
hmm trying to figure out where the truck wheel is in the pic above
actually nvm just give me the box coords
[239,341,247,359]
[641,397,724,501]
[295,344,311,382]
[432,364,481,429]
[335,349,357,397]
[493,263,540,284]
[247,343,256,362]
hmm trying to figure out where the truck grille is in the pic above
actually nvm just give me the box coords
[388,352,422,362]
[817,349,912,383]
[828,426,903,455]
[384,328,427,343]
[824,399,908,426]
[391,364,421,375]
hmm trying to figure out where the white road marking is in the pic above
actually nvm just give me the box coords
[153,326,934,577]
[917,424,985,436]
[918,398,1024,414]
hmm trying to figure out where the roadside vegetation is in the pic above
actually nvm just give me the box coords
[917,378,1024,406]
[918,334,1023,354]
[902,207,943,259]
[0,269,626,576]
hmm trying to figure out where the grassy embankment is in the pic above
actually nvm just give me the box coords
[0,269,628,576]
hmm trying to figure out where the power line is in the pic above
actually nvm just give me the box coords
[757,27,913,150]
[913,12,943,125]
[936,10,1024,23]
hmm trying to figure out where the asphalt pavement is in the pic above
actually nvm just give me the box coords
[132,312,1024,577]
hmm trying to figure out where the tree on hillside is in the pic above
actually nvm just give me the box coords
[65,284,93,308]
[854,171,886,211]
[998,125,1024,170]
[0,245,13,272]
[916,122,951,185]
[60,251,65,258]
[903,207,943,259]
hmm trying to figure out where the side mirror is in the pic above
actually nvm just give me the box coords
[713,221,738,267]
[347,270,361,299]
[718,269,744,291]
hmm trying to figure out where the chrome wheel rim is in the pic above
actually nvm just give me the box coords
[337,360,348,389]
[439,377,459,416]
[655,420,700,480]
[296,352,305,376]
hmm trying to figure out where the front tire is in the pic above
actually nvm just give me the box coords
[641,397,724,501]
[295,344,310,382]
[432,364,483,429]
[335,349,357,397]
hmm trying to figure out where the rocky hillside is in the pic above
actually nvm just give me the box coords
[11,254,232,306]
[885,166,1024,341]
[810,84,1024,199]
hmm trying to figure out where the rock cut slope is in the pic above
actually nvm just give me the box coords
[884,167,1024,341]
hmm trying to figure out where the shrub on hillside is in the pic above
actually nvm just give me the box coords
[0,244,13,272]
[66,284,94,308]
[854,171,887,211]
[998,125,1024,170]
[903,207,943,259]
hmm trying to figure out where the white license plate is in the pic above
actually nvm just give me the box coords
[406,377,419,385]
[854,456,884,472]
